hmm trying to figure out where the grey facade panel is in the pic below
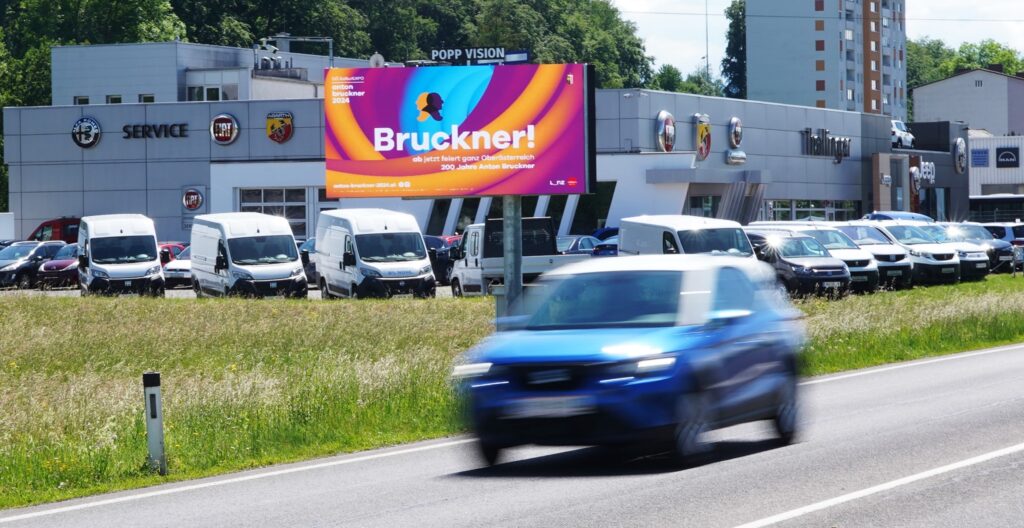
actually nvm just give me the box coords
[143,103,212,160]
[81,104,149,162]
[209,102,253,160]
[52,44,180,105]
[4,134,20,164]
[147,161,210,191]
[84,190,148,216]
[22,163,83,192]
[595,90,620,120]
[618,91,650,120]
[8,166,20,193]
[247,122,322,160]
[23,192,84,218]
[84,162,147,191]
[596,120,620,151]
[20,133,84,164]
[147,190,185,218]
[21,105,83,136]
[10,193,22,238]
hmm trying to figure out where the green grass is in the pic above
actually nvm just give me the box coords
[4,274,1024,508]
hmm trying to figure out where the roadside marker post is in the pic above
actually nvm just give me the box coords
[143,372,167,475]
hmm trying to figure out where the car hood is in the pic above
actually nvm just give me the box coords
[785,256,847,269]
[967,239,1010,251]
[468,327,708,365]
[234,261,299,280]
[359,259,431,278]
[42,258,76,271]
[165,260,192,272]
[902,243,957,255]
[92,261,161,279]
[826,248,874,261]
[0,259,23,270]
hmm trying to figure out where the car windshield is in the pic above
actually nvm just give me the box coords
[177,247,191,260]
[525,271,683,330]
[556,236,576,252]
[228,235,298,265]
[91,236,158,264]
[0,244,37,260]
[356,233,426,262]
[918,225,950,243]
[54,244,80,259]
[678,228,753,257]
[805,229,859,250]
[835,226,891,245]
[947,225,995,241]
[886,225,935,245]
[778,237,830,258]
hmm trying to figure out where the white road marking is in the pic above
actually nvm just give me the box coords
[800,342,1024,386]
[0,438,475,524]
[731,440,1024,528]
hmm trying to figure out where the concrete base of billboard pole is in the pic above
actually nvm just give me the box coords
[502,195,523,315]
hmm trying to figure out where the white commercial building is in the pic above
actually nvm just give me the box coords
[913,68,1024,136]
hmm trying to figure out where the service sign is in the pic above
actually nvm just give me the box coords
[324,64,595,198]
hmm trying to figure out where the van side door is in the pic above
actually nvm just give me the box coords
[464,228,483,294]
[341,233,356,297]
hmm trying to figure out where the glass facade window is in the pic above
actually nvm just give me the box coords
[239,187,307,238]
[106,95,122,104]
[73,96,89,105]
[688,196,721,218]
[138,94,155,103]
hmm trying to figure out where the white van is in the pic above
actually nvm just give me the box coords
[618,215,755,258]
[190,212,307,298]
[314,208,435,299]
[77,214,165,296]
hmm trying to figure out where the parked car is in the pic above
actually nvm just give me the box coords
[78,214,165,296]
[163,246,193,289]
[618,215,755,258]
[982,222,1024,245]
[591,226,619,241]
[592,235,619,257]
[298,239,318,287]
[452,255,805,466]
[27,217,81,244]
[191,212,307,298]
[891,119,915,149]
[424,235,457,285]
[869,221,961,284]
[37,243,82,289]
[833,222,913,289]
[557,235,602,255]
[316,208,434,299]
[748,223,878,291]
[915,223,990,281]
[746,232,851,296]
[0,241,65,289]
[0,240,19,250]
[939,222,1014,272]
[862,211,934,222]
[159,243,187,265]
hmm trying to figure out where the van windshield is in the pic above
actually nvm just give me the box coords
[678,228,753,257]
[356,233,426,262]
[228,235,298,265]
[91,236,158,264]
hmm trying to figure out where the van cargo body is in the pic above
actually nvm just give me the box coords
[190,212,307,298]
[618,215,756,259]
[78,214,165,296]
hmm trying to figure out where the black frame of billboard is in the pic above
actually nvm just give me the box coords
[584,63,597,196]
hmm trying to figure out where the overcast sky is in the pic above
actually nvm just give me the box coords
[611,0,1024,78]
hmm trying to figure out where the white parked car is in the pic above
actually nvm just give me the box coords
[891,120,915,149]
[163,246,192,289]
[870,220,964,284]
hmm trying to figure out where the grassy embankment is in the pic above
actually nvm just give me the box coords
[4,274,1024,507]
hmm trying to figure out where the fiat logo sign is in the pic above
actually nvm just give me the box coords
[656,110,676,152]
[182,188,204,211]
[210,113,239,145]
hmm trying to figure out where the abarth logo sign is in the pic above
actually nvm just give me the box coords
[266,112,294,144]
[694,113,711,161]
[72,117,101,148]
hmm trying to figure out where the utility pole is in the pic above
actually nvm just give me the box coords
[705,0,711,79]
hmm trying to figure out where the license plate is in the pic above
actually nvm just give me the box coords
[1000,256,1013,261]
[822,281,842,288]
[851,276,868,282]
[504,396,594,419]
[886,270,903,277]
[399,280,406,287]
[976,263,987,269]
[269,282,277,288]
[125,281,132,286]
[941,267,955,274]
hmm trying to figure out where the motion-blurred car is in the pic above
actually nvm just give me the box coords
[298,239,318,287]
[163,246,192,289]
[592,235,619,257]
[453,255,805,466]
[557,235,601,255]
[940,222,1014,272]
[746,232,851,296]
[424,235,457,285]
[0,241,66,289]
[37,243,82,288]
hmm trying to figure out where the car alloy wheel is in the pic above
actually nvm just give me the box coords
[671,392,712,466]
[774,373,799,445]
[16,273,32,290]
[451,279,463,297]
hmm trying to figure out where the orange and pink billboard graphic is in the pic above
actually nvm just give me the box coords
[324,64,594,198]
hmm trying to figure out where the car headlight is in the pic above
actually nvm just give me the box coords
[63,262,79,271]
[231,270,253,280]
[290,267,304,278]
[957,250,968,258]
[909,250,930,259]
[451,362,493,379]
[359,267,382,278]
[420,264,433,275]
[605,356,677,378]
[92,269,109,279]
[146,265,162,276]
[791,265,812,274]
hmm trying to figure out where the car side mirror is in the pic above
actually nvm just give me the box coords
[160,249,171,265]
[78,254,89,269]
[707,309,753,327]
[343,251,356,268]
[300,250,309,267]
[450,247,463,260]
[215,255,227,271]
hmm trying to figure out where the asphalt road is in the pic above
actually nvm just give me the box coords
[3,344,1024,527]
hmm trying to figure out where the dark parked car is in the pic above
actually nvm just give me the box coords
[424,235,457,285]
[0,240,19,250]
[298,239,318,287]
[747,232,850,296]
[37,243,82,288]
[591,226,619,241]
[0,241,66,289]
[453,255,805,466]
[940,222,1015,272]
[557,235,601,255]
[592,235,619,256]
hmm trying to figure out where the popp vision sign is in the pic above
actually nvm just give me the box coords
[323,63,596,198]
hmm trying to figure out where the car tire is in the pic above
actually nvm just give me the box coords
[444,263,454,286]
[773,370,800,445]
[319,279,331,300]
[16,273,32,290]
[477,439,502,467]
[896,139,903,149]
[451,279,463,297]
[670,392,713,466]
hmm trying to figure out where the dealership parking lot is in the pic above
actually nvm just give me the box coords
[0,286,455,299]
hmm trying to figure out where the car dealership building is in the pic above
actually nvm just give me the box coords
[3,42,971,240]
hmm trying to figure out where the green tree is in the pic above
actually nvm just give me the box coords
[169,0,255,47]
[651,64,684,92]
[939,39,1024,77]
[721,0,745,98]
[905,37,955,120]
[681,65,725,96]
[0,28,9,212]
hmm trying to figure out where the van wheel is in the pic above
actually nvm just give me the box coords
[896,139,903,149]
[452,279,463,297]
[16,273,32,290]
[319,279,331,299]
[192,278,202,298]
[669,392,713,467]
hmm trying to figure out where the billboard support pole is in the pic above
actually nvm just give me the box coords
[502,195,523,314]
